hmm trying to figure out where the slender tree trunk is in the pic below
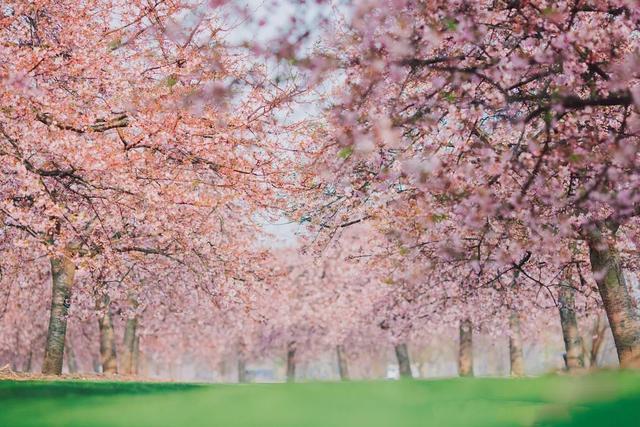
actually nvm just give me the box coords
[458,318,474,377]
[580,339,590,369]
[133,336,141,375]
[42,253,76,375]
[121,316,138,375]
[558,283,584,370]
[237,339,248,383]
[286,341,296,382]
[12,331,20,371]
[25,350,32,373]
[218,358,229,382]
[65,337,78,374]
[98,296,118,374]
[238,357,247,383]
[336,344,349,380]
[586,226,640,368]
[590,313,608,368]
[509,311,525,377]
[394,343,412,379]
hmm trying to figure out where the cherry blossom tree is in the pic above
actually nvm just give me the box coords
[294,0,640,368]
[1,0,638,381]
[1,0,304,375]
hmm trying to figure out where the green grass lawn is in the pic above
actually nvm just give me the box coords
[1,372,639,427]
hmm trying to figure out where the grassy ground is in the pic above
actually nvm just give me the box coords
[1,372,639,427]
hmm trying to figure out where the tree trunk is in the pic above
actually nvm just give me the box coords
[394,343,412,379]
[42,253,76,375]
[558,283,584,370]
[336,344,349,380]
[509,311,525,377]
[133,336,141,375]
[121,316,138,375]
[590,313,608,368]
[98,296,118,374]
[286,341,296,382]
[25,351,33,373]
[65,337,78,374]
[458,318,474,377]
[586,226,640,368]
[237,339,248,383]
[218,358,229,382]
[238,357,247,383]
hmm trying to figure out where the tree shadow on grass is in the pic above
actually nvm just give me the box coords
[0,380,201,400]
[537,394,640,427]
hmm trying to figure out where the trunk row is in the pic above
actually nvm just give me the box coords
[38,225,640,376]
[41,252,139,375]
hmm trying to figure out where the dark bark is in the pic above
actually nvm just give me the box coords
[336,345,349,381]
[238,357,247,383]
[286,341,296,382]
[587,226,640,368]
[458,319,474,377]
[558,283,585,370]
[395,343,412,379]
[42,253,75,375]
[25,351,32,373]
